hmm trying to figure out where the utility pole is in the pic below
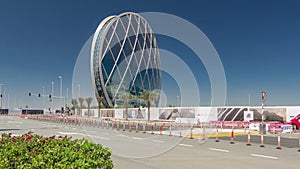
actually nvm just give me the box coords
[51,81,54,112]
[0,84,3,109]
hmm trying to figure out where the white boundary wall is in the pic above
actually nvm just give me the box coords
[79,106,300,122]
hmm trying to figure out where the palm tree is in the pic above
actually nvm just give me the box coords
[71,99,78,116]
[140,90,160,121]
[140,91,151,121]
[97,96,104,118]
[118,92,132,120]
[78,97,84,116]
[85,97,93,118]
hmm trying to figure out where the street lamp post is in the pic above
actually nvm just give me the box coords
[261,91,266,122]
[66,87,69,108]
[77,84,80,116]
[0,84,3,109]
[58,76,62,110]
[42,86,45,110]
[51,81,54,113]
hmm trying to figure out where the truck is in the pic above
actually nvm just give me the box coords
[289,114,300,130]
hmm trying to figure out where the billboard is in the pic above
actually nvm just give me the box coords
[158,108,195,120]
[123,108,147,120]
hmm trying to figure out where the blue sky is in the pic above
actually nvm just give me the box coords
[0,0,300,109]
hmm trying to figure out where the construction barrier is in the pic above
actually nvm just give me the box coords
[159,124,163,135]
[276,132,282,150]
[260,132,265,147]
[136,122,139,133]
[298,135,300,152]
[215,128,219,142]
[246,130,251,146]
[190,126,193,139]
[151,124,154,134]
[128,122,132,132]
[230,127,234,144]
[169,123,172,136]
[179,121,182,138]
[143,123,146,133]
[123,121,125,131]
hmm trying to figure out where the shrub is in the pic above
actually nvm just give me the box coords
[0,132,113,169]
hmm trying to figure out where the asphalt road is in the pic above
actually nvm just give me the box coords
[1,116,299,169]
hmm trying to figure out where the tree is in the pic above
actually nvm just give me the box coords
[140,91,150,121]
[78,98,84,117]
[71,99,78,116]
[140,90,160,121]
[118,92,133,120]
[85,97,93,118]
[97,96,104,118]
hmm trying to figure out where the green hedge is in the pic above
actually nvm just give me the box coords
[0,132,113,169]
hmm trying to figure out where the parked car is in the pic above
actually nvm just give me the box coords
[288,114,300,129]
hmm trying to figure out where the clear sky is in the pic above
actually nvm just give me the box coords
[0,0,300,109]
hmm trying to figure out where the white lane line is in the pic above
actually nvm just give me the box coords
[132,137,143,140]
[8,121,23,124]
[209,148,230,153]
[58,132,78,135]
[77,133,111,141]
[103,132,109,135]
[153,140,165,143]
[250,154,278,160]
[116,134,125,137]
[178,143,193,147]
[58,131,110,140]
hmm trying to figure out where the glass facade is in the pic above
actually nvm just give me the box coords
[91,12,162,107]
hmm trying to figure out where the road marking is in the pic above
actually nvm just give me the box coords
[103,132,109,135]
[8,121,23,124]
[153,140,165,143]
[179,143,193,147]
[117,134,125,137]
[132,137,143,140]
[250,154,278,160]
[77,133,111,140]
[58,131,110,140]
[209,148,230,153]
[58,132,78,135]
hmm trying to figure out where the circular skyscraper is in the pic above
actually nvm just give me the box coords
[91,12,162,107]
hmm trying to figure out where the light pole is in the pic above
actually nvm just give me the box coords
[51,81,54,112]
[66,87,69,108]
[58,76,62,110]
[7,92,9,109]
[42,86,45,110]
[0,84,3,109]
[261,91,266,122]
[77,84,80,116]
